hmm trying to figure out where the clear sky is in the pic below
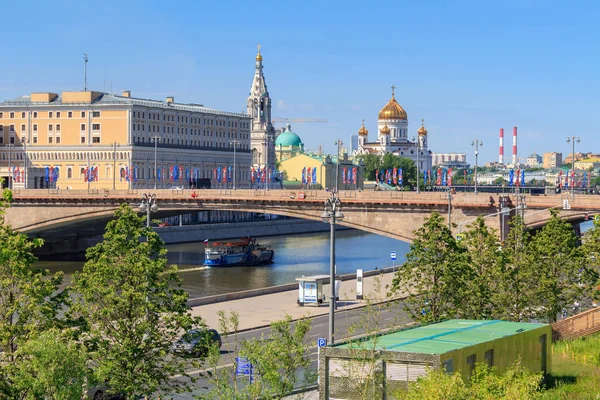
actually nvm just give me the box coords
[2,0,598,164]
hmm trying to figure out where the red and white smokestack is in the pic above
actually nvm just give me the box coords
[499,128,504,164]
[512,126,517,165]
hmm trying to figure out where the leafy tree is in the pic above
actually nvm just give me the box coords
[71,204,203,399]
[528,210,587,322]
[495,216,538,322]
[0,189,65,398]
[356,153,381,180]
[203,312,314,400]
[389,212,464,323]
[581,217,600,302]
[382,153,416,187]
[11,328,88,400]
[457,216,503,319]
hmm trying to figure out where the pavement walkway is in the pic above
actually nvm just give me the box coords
[190,270,403,332]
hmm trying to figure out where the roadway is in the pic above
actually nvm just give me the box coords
[168,300,411,399]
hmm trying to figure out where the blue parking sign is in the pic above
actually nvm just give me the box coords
[236,357,252,376]
[318,338,327,347]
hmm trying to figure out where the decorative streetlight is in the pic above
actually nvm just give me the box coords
[151,136,161,189]
[20,137,28,189]
[112,141,120,190]
[321,190,344,345]
[231,139,240,190]
[567,136,580,200]
[5,144,14,189]
[412,136,421,194]
[334,140,343,190]
[264,136,273,191]
[471,139,483,194]
[139,193,159,228]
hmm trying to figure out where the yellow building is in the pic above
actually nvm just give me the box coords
[574,158,600,170]
[0,90,252,190]
[278,152,364,190]
[542,152,562,169]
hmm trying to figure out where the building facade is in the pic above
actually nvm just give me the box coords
[0,90,251,189]
[278,152,364,190]
[526,153,543,167]
[543,152,563,169]
[353,87,432,173]
[248,46,276,173]
[431,152,468,169]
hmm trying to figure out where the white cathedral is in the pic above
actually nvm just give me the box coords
[353,86,433,173]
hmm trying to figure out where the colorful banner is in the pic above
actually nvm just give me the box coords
[313,166,317,183]
[217,166,222,183]
[521,169,525,187]
[393,167,397,185]
[447,168,453,186]
[352,167,356,184]
[509,169,514,186]
[423,171,428,185]
[398,168,403,186]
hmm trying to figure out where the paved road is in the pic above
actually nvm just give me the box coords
[168,299,411,398]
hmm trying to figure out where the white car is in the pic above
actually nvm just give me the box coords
[168,186,183,190]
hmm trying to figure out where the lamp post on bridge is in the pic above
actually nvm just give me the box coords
[334,139,343,191]
[20,137,28,189]
[471,139,483,195]
[231,139,240,190]
[322,189,344,345]
[567,136,580,200]
[151,136,161,189]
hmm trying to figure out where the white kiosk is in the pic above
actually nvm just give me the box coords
[296,275,330,307]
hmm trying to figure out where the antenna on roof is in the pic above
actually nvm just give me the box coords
[83,53,89,91]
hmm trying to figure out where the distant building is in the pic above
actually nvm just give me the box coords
[432,152,468,169]
[574,158,600,171]
[526,153,543,167]
[349,134,358,154]
[543,152,563,169]
[274,123,304,162]
[564,152,587,164]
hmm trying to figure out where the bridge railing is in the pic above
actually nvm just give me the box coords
[552,306,600,341]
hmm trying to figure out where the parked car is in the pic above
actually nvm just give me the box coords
[172,328,222,357]
[169,186,183,190]
[86,386,125,400]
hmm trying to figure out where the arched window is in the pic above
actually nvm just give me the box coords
[106,166,111,179]
[67,167,72,179]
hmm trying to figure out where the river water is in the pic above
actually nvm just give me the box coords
[37,230,410,298]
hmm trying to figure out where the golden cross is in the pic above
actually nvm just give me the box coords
[421,118,425,126]
[362,118,365,126]
[257,44,261,53]
[391,85,395,96]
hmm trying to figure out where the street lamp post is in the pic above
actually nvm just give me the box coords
[412,136,421,193]
[231,139,240,190]
[151,136,161,189]
[334,140,343,190]
[5,144,14,189]
[139,193,159,228]
[322,190,344,345]
[112,141,120,190]
[264,136,273,191]
[471,139,483,194]
[447,188,453,230]
[20,138,27,189]
[567,136,580,200]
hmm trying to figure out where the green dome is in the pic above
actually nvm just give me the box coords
[275,123,303,147]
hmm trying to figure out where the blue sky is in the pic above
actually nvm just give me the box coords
[2,0,598,164]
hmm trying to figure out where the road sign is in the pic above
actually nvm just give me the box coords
[390,251,397,261]
[236,357,252,376]
[563,199,571,210]
[456,234,464,241]
[317,338,327,347]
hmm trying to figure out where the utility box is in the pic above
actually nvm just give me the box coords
[296,275,330,307]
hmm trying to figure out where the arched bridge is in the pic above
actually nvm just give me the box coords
[4,189,600,243]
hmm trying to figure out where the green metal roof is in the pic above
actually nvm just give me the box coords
[275,130,303,147]
[336,320,548,355]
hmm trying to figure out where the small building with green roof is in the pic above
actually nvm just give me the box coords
[278,152,364,190]
[318,319,551,399]
[275,123,305,162]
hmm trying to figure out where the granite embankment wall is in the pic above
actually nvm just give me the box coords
[187,267,395,307]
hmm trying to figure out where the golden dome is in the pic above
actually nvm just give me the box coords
[418,119,428,136]
[358,119,369,136]
[256,44,262,62]
[378,85,407,120]
[380,124,391,135]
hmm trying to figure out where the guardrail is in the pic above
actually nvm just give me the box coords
[552,307,600,341]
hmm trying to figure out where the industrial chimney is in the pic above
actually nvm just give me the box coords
[512,126,518,166]
[499,128,504,165]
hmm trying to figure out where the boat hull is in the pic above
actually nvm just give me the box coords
[203,239,274,267]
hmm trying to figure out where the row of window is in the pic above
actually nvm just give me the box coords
[133,111,250,129]
[45,166,251,181]
[0,111,100,119]
[133,137,250,149]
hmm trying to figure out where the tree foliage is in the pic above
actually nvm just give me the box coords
[356,153,416,186]
[11,328,88,400]
[71,204,203,398]
[390,212,465,323]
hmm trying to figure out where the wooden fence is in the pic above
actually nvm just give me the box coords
[552,307,600,341]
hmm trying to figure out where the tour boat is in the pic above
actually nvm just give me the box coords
[203,238,274,267]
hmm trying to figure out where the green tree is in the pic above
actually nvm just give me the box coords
[356,154,382,180]
[581,217,600,303]
[381,153,416,187]
[389,212,464,323]
[203,312,314,400]
[71,204,203,399]
[495,216,538,322]
[528,210,587,322]
[457,216,503,319]
[12,328,88,400]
